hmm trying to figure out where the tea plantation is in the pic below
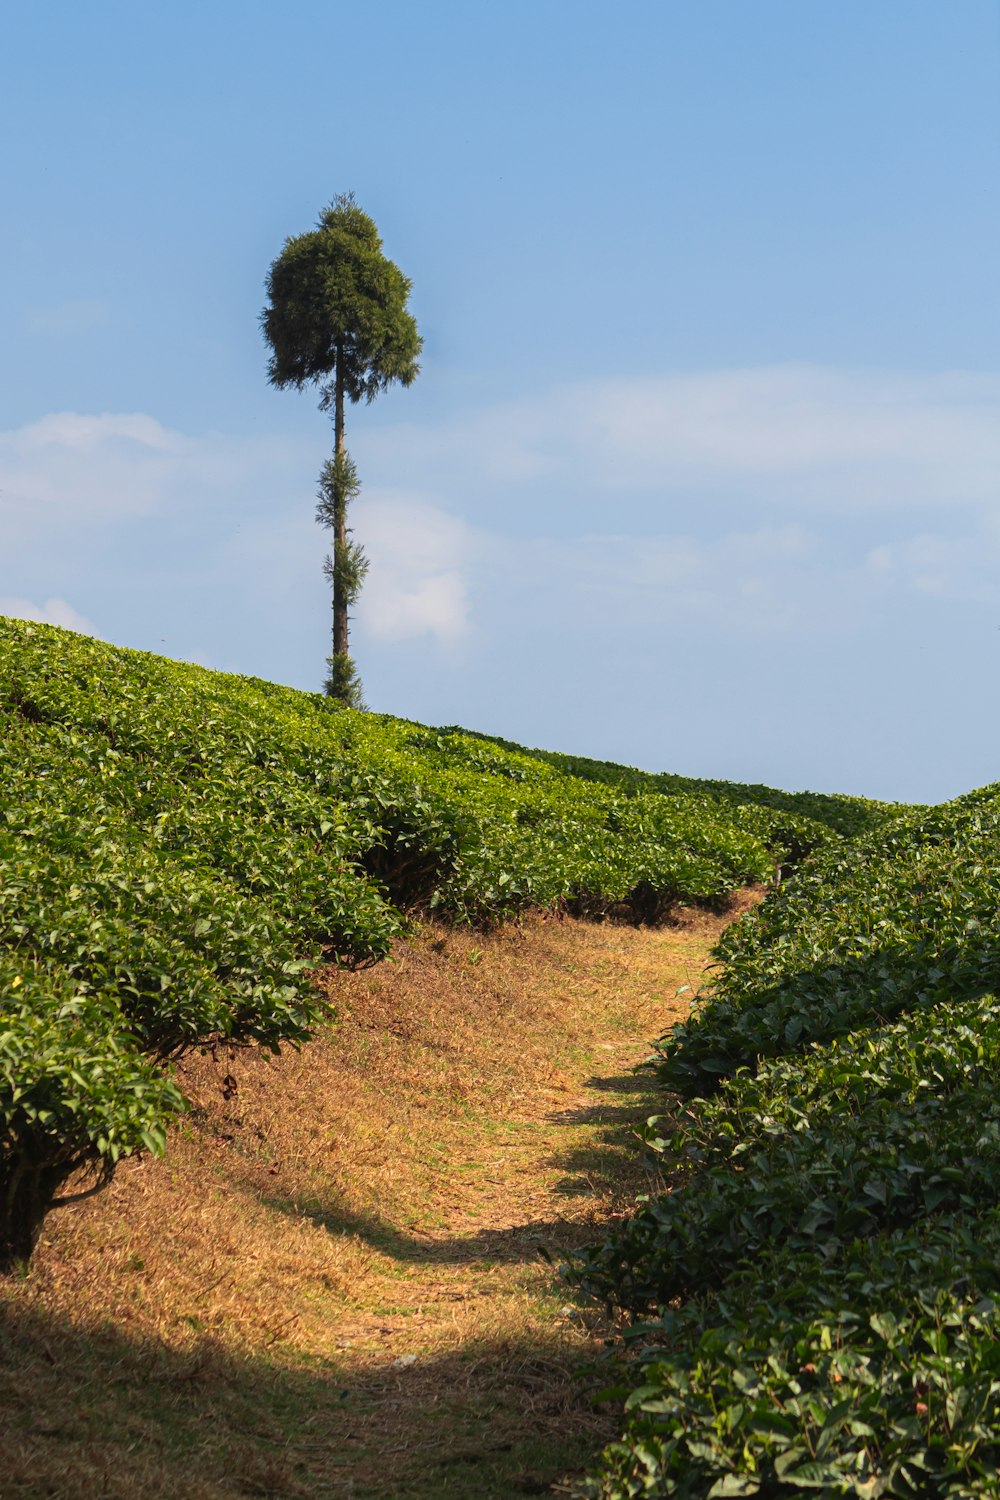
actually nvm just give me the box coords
[0,616,856,1271]
[7,614,990,1499]
[571,789,1000,1497]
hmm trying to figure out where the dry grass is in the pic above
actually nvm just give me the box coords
[0,901,748,1499]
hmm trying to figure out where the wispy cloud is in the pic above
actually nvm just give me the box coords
[0,411,304,553]
[0,411,186,544]
[18,412,177,451]
[359,365,1000,514]
[6,365,999,571]
[3,370,1000,698]
[418,517,894,650]
[354,495,473,645]
[0,596,101,636]
[866,523,1000,606]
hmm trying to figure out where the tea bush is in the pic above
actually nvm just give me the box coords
[657,796,1000,1096]
[581,1210,1000,1498]
[571,787,1000,1498]
[573,993,1000,1311]
[437,727,903,840]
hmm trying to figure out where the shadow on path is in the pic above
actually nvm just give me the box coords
[0,1294,618,1499]
[256,1063,669,1268]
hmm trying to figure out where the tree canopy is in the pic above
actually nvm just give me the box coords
[262,195,421,410]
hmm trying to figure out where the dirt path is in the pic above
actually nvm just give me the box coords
[1,909,739,1500]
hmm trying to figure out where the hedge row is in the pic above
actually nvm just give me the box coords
[438,727,902,841]
[657,795,1000,1096]
[571,787,1000,1498]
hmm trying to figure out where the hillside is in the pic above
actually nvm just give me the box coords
[0,616,888,1271]
[445,729,906,841]
[10,615,992,1498]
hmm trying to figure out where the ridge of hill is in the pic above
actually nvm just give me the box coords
[434,728,909,840]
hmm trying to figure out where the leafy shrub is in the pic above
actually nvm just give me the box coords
[569,787,1000,1498]
[0,956,183,1266]
[573,992,1000,1311]
[434,727,905,840]
[656,796,1000,1096]
[580,1211,1000,1498]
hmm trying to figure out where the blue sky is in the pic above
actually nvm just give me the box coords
[3,1,1000,802]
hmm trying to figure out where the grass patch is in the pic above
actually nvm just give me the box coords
[0,911,729,1498]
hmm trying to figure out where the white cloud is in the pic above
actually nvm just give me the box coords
[18,411,177,452]
[478,522,863,640]
[0,411,184,545]
[3,370,1000,683]
[363,570,469,644]
[0,596,101,636]
[0,411,305,555]
[588,367,1000,480]
[6,364,1000,586]
[350,495,871,648]
[359,365,1000,514]
[214,491,475,650]
[865,526,1000,606]
[354,495,473,644]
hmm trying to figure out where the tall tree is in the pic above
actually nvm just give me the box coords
[261,194,421,704]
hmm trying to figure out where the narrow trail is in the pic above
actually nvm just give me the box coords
[1,907,746,1500]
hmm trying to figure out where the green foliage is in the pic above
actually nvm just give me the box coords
[573,992,1000,1311]
[658,796,1000,1096]
[261,192,421,408]
[315,450,362,530]
[438,728,905,842]
[569,785,1000,1498]
[319,454,368,705]
[324,649,367,709]
[581,1213,1000,1498]
[0,954,184,1267]
[0,616,814,1267]
[318,450,369,626]
[323,536,369,609]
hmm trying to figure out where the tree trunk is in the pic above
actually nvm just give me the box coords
[0,1150,78,1274]
[332,348,348,666]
